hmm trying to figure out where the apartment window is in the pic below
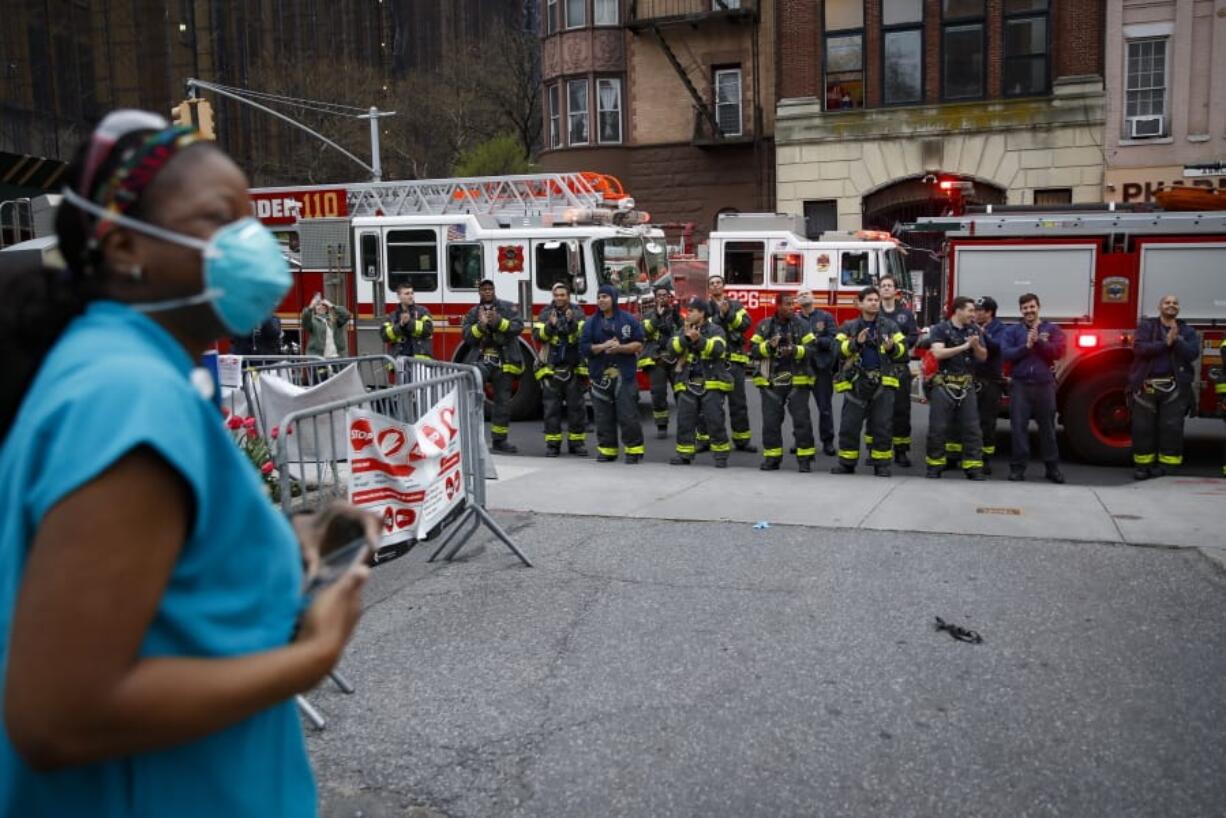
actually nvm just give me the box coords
[803,200,838,239]
[566,0,586,28]
[594,0,618,25]
[1125,39,1168,133]
[1003,0,1049,96]
[882,0,924,105]
[597,78,622,144]
[942,0,985,100]
[547,0,558,34]
[825,0,864,110]
[567,79,590,145]
[548,84,562,149]
[714,68,743,137]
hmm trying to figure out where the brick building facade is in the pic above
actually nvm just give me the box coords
[775,0,1107,247]
[537,0,776,243]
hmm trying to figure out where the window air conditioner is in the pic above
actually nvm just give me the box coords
[1127,115,1164,139]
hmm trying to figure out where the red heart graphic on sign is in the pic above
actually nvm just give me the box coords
[445,472,460,500]
[351,418,375,451]
[394,508,416,530]
[382,505,394,532]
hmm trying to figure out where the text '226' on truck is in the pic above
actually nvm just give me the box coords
[249,172,668,420]
[905,205,1226,465]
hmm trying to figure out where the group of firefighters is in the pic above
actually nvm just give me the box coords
[379,276,1226,480]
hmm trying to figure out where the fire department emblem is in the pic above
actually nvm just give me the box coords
[497,245,525,273]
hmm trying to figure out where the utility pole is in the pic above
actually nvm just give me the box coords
[357,106,396,182]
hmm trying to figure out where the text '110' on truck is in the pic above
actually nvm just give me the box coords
[903,204,1226,465]
[249,172,669,420]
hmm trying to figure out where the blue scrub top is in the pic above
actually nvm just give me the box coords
[0,302,315,817]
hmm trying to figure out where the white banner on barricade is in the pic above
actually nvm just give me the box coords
[346,387,466,546]
[262,364,365,463]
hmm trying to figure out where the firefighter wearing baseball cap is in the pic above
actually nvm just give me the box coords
[830,286,909,476]
[1128,294,1200,479]
[972,296,1007,474]
[462,278,525,453]
[796,291,838,457]
[669,297,731,468]
[707,274,757,453]
[750,292,818,472]
[533,282,588,457]
[640,285,683,439]
[925,296,987,480]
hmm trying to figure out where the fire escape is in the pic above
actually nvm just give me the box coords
[627,0,759,147]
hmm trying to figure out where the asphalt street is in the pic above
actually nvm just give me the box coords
[308,514,1226,818]
[494,389,1224,486]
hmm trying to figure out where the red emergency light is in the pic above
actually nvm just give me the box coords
[1077,333,1099,349]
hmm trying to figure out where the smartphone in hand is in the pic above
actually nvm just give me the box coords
[304,536,373,596]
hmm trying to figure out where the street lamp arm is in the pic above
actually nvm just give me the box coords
[187,78,374,176]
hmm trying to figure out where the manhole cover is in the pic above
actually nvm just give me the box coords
[976,507,1021,516]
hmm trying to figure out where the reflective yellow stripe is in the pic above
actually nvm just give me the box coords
[535,367,554,381]
[926,456,947,466]
[982,445,996,455]
[731,430,752,441]
[945,442,963,452]
[962,459,984,469]
[730,353,750,364]
[704,380,730,390]
[414,319,426,336]
[503,363,524,375]
[794,376,816,386]
[381,323,398,342]
[1158,454,1183,466]
[796,447,816,457]
[544,433,563,442]
[1216,382,1226,394]
[763,447,784,458]
[1133,453,1156,464]
[838,449,859,460]
[652,410,670,420]
[674,382,688,393]
[882,376,900,388]
[491,425,509,434]
[711,442,731,452]
[834,380,852,392]
[696,433,710,441]
[758,342,771,357]
[676,444,696,454]
[469,325,483,339]
[870,449,893,460]
[497,317,510,332]
[892,436,911,445]
[837,334,853,357]
[624,445,645,455]
[864,435,874,444]
[598,446,619,456]
[703,337,717,356]
[567,432,586,441]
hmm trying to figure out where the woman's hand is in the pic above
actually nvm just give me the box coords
[292,503,381,584]
[295,559,370,672]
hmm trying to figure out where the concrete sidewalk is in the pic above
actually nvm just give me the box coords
[486,455,1226,558]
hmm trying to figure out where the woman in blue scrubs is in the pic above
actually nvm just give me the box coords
[0,111,374,817]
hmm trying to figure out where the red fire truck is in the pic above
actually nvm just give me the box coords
[698,212,913,324]
[249,172,668,419]
[906,206,1226,465]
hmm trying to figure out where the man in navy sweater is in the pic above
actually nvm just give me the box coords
[1001,292,1066,483]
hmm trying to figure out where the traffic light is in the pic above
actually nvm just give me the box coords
[195,98,215,140]
[170,100,193,127]
[168,98,216,139]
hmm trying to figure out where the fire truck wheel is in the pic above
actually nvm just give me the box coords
[1062,367,1132,466]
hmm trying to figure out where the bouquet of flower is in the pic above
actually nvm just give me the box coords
[222,408,302,502]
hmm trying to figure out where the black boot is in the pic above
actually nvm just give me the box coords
[873,464,892,478]
[736,441,758,453]
[669,455,692,466]
[1133,466,1151,481]
[656,425,668,440]
[822,442,837,457]
[491,439,518,454]
[982,460,992,476]
[830,462,855,475]
[894,450,912,468]
[624,453,642,464]
[1008,467,1025,482]
[695,440,710,453]
[1044,463,1065,484]
[569,443,588,457]
[798,457,812,473]
[965,469,986,481]
[544,445,560,458]
[714,456,728,469]
[926,466,942,479]
[759,458,781,471]
[595,452,617,463]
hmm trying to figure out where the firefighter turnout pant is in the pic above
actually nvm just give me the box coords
[542,372,587,451]
[592,374,645,458]
[926,380,984,473]
[1131,380,1189,471]
[648,364,674,432]
[976,378,1003,463]
[837,377,895,468]
[890,365,913,454]
[727,363,753,447]
[761,386,815,463]
[811,368,835,446]
[480,361,514,443]
[675,387,729,460]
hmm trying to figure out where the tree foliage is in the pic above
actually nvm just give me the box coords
[453,134,535,177]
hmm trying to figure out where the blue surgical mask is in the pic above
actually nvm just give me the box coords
[61,188,291,335]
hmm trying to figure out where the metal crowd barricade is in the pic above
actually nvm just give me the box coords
[270,359,528,729]
[272,358,529,566]
[241,354,397,436]
[218,354,322,418]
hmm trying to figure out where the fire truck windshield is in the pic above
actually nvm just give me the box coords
[884,247,907,287]
[592,236,668,297]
